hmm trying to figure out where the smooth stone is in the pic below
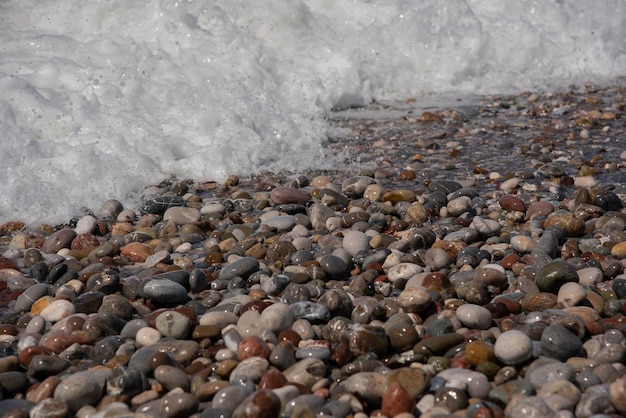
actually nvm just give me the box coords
[229,357,269,383]
[382,189,416,204]
[465,341,496,366]
[290,301,330,323]
[14,283,50,312]
[527,361,574,390]
[471,216,501,237]
[341,371,388,406]
[41,229,76,254]
[155,310,191,339]
[261,215,296,232]
[437,368,490,398]
[447,196,472,216]
[413,333,465,358]
[434,386,469,412]
[141,279,189,306]
[397,287,432,313]
[318,255,348,279]
[505,396,554,418]
[387,263,423,284]
[557,282,587,308]
[494,330,533,365]
[29,398,68,418]
[39,299,75,323]
[271,187,311,205]
[525,201,554,220]
[163,206,200,224]
[212,385,252,411]
[387,367,431,398]
[342,176,377,198]
[423,248,451,270]
[259,302,294,333]
[381,382,414,416]
[53,369,111,412]
[238,336,271,361]
[120,242,154,262]
[284,394,325,416]
[219,257,260,280]
[456,303,493,330]
[232,389,281,418]
[489,378,535,405]
[609,377,626,414]
[577,266,603,286]
[342,230,370,256]
[531,229,560,258]
[537,379,581,410]
[98,294,134,321]
[499,195,526,212]
[510,235,537,253]
[535,261,579,294]
[540,324,583,361]
[154,365,191,391]
[384,313,419,352]
[283,358,326,389]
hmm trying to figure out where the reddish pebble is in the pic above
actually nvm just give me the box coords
[26,375,61,403]
[525,201,554,220]
[238,336,271,360]
[258,368,288,390]
[278,329,302,347]
[270,187,311,205]
[70,233,101,259]
[120,242,154,262]
[499,195,526,212]
[232,389,281,418]
[18,346,50,368]
[0,257,19,270]
[41,229,76,254]
[381,382,414,417]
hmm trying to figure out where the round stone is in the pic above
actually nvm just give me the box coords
[155,310,191,339]
[535,261,579,294]
[540,324,583,361]
[456,304,493,330]
[259,302,294,333]
[342,230,370,257]
[557,282,587,308]
[494,330,533,365]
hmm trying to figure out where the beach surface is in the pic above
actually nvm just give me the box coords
[0,82,626,417]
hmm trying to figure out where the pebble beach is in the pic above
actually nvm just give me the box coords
[1,82,626,418]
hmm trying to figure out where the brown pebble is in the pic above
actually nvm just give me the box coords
[499,195,526,212]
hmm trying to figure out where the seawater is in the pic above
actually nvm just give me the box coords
[1,0,625,223]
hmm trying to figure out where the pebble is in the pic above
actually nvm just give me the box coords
[0,85,625,416]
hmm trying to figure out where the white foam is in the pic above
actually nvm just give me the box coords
[0,0,624,223]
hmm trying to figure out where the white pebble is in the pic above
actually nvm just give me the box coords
[510,235,537,253]
[557,282,587,308]
[577,267,603,287]
[495,330,532,365]
[574,176,598,188]
[39,300,75,323]
[500,177,519,193]
[387,263,423,283]
[135,327,161,347]
[75,215,97,234]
